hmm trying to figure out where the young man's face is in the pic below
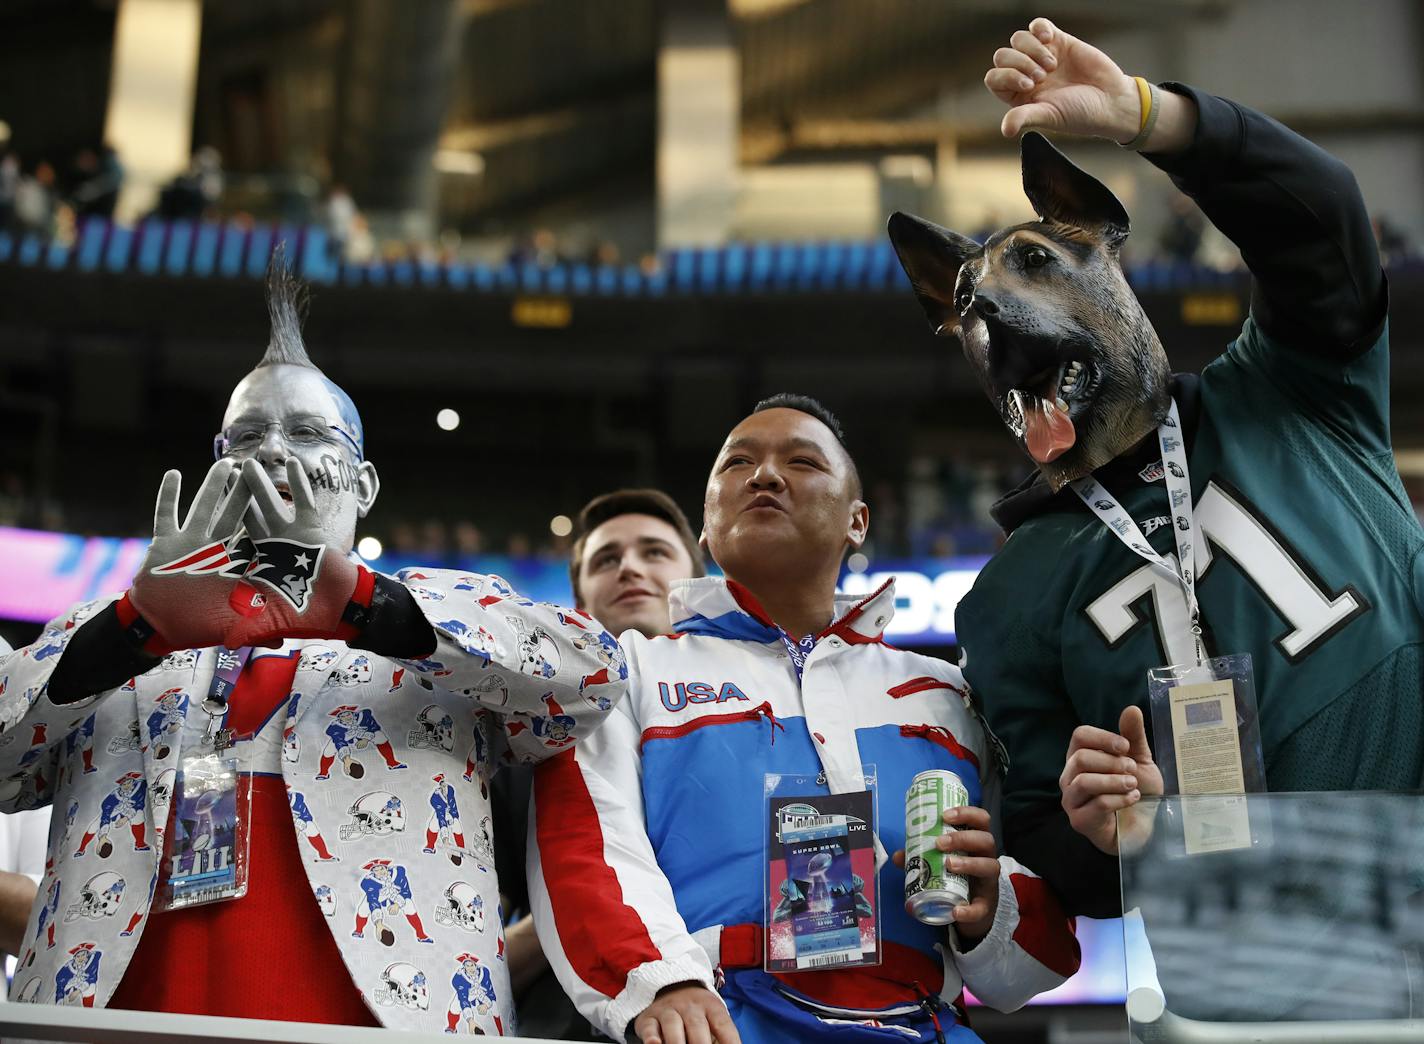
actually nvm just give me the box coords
[703,408,866,584]
[576,513,696,638]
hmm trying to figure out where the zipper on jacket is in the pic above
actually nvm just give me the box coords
[641,701,785,748]
[899,724,980,774]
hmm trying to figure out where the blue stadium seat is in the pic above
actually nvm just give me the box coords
[245,227,273,279]
[44,239,69,270]
[75,219,107,273]
[136,220,165,275]
[191,222,219,277]
[217,223,246,278]
[164,221,194,277]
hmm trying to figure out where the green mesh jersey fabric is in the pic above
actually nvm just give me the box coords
[1267,642,1424,790]
[959,316,1424,834]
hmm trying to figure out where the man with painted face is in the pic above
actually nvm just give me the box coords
[0,259,624,1031]
[528,395,1078,1044]
[889,18,1417,919]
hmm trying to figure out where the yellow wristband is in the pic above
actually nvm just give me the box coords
[1134,75,1152,133]
[1119,76,1160,150]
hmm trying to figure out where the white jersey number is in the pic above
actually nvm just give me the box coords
[1086,480,1367,664]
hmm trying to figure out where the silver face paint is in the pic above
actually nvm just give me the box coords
[219,364,379,554]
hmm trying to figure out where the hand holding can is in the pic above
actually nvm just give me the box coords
[903,770,1001,941]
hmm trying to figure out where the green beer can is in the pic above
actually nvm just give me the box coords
[903,768,971,925]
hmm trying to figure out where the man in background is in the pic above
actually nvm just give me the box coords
[495,489,704,1039]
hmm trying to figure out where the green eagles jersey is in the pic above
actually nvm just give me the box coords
[959,316,1424,831]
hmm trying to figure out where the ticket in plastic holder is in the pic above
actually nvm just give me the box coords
[763,770,881,973]
[154,754,250,911]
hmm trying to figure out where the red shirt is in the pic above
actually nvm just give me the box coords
[108,652,378,1025]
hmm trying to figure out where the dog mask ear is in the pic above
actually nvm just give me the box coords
[1021,132,1130,246]
[887,211,982,337]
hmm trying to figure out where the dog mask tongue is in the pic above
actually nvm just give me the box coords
[1021,396,1077,464]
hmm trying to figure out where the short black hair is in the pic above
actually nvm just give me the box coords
[569,488,706,604]
[752,392,861,498]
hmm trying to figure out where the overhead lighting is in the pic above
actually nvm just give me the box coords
[357,536,384,560]
[437,408,461,431]
[549,515,573,538]
[847,552,869,574]
[433,149,485,176]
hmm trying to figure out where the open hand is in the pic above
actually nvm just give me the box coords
[633,983,740,1044]
[985,17,1142,143]
[128,459,255,651]
[1060,705,1164,855]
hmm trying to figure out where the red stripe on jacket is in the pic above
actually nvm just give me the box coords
[534,748,664,998]
[1008,873,1081,978]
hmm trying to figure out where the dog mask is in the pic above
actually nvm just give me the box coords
[889,132,1170,491]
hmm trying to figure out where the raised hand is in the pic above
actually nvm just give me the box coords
[221,458,364,648]
[1060,705,1164,855]
[127,459,257,652]
[984,17,1143,143]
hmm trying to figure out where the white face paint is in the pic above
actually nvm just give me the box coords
[220,364,380,554]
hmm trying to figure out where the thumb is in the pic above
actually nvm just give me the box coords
[1002,102,1060,139]
[1119,705,1154,764]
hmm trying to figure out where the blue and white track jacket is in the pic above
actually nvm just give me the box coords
[529,577,1079,1042]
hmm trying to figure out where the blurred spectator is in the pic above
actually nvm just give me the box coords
[70,144,123,220]
[157,146,224,221]
[0,150,18,231]
[453,521,485,556]
[321,183,359,260]
[13,161,56,236]
[1159,193,1205,264]
[417,519,450,560]
[506,531,532,556]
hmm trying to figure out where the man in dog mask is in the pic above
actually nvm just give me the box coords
[890,18,1416,919]
[0,258,623,1031]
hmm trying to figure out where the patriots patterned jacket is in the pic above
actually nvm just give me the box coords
[0,568,626,1034]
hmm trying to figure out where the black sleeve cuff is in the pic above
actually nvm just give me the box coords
[1141,83,1245,187]
[48,604,162,706]
[347,573,438,659]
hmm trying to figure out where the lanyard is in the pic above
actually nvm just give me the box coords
[779,633,816,681]
[1070,398,1206,665]
[199,646,251,752]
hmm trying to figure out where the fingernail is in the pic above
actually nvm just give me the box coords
[1115,738,1130,753]
[1031,67,1045,81]
[948,857,963,871]
[943,808,958,823]
[1127,789,1141,802]
[1020,76,1035,91]
[936,835,953,851]
[1124,775,1138,789]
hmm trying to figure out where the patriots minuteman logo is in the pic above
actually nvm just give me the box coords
[246,538,325,612]
[151,531,324,612]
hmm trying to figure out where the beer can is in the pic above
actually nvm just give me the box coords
[904,768,971,925]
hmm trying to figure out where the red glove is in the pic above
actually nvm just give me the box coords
[126,460,260,655]
[219,459,372,648]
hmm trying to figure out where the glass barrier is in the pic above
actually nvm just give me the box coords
[1120,792,1424,1043]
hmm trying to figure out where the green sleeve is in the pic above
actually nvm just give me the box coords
[1222,315,1391,459]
